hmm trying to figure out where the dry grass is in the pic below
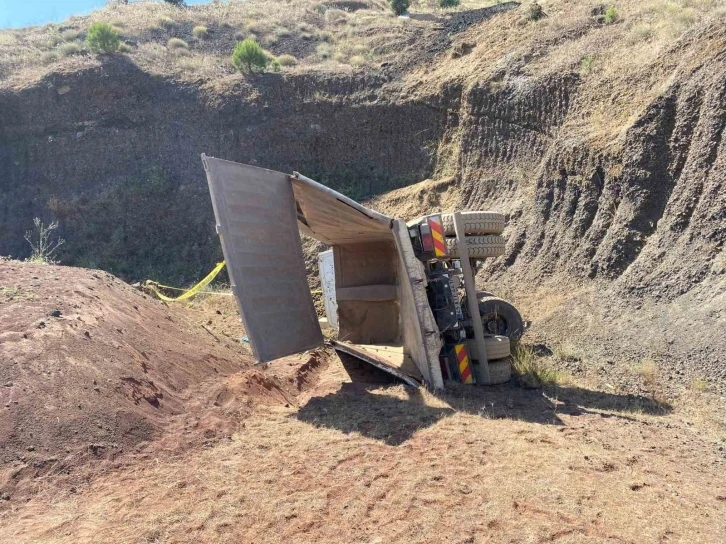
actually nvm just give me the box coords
[632,359,659,387]
[512,343,570,387]
[192,25,208,40]
[1,0,723,92]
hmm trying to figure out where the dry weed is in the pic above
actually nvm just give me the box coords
[512,343,569,387]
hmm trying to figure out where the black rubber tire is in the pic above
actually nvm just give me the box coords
[466,335,510,361]
[441,212,505,235]
[486,359,512,385]
[444,235,505,259]
[478,296,524,341]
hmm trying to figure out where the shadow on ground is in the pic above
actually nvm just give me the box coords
[294,354,672,446]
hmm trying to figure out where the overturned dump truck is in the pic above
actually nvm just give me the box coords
[202,155,524,390]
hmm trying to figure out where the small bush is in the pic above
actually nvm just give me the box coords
[317,30,335,43]
[271,58,281,72]
[580,54,595,74]
[438,0,460,8]
[86,22,120,54]
[24,218,65,265]
[193,25,208,39]
[604,6,618,24]
[689,379,708,392]
[512,344,568,388]
[118,42,133,53]
[276,54,297,66]
[351,44,368,55]
[59,42,82,57]
[245,20,266,35]
[158,16,175,28]
[630,22,653,42]
[528,2,545,21]
[167,38,189,50]
[274,27,292,38]
[40,51,59,65]
[60,29,82,42]
[391,0,410,16]
[316,42,333,59]
[231,38,268,73]
[632,360,658,387]
[350,54,366,66]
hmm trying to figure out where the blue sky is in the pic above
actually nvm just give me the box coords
[0,1,208,29]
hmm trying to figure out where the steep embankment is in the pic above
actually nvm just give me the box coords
[0,63,442,281]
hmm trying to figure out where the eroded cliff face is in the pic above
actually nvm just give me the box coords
[447,32,725,384]
[0,58,445,280]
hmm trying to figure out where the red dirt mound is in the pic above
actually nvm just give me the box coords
[0,261,253,489]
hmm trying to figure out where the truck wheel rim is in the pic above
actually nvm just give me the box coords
[481,312,508,336]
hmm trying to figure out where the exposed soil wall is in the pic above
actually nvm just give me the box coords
[0,58,444,281]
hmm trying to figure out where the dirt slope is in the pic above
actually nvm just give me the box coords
[0,262,724,542]
[1,354,724,543]
[0,259,288,498]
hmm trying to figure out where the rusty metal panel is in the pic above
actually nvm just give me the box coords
[202,155,323,362]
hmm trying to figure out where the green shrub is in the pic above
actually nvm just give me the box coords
[528,2,545,21]
[231,38,268,73]
[438,0,460,8]
[271,58,281,72]
[580,54,595,74]
[276,54,297,66]
[193,25,208,39]
[605,6,618,24]
[86,22,120,54]
[391,0,409,16]
[59,42,82,57]
[167,37,189,50]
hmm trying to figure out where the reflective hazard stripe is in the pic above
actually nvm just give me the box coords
[455,344,474,384]
[428,216,447,257]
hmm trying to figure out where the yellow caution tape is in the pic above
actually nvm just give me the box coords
[145,262,227,302]
[145,261,324,302]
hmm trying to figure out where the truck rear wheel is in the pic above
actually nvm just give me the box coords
[467,335,510,361]
[478,296,524,341]
[444,235,505,259]
[486,359,512,385]
[441,212,505,235]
